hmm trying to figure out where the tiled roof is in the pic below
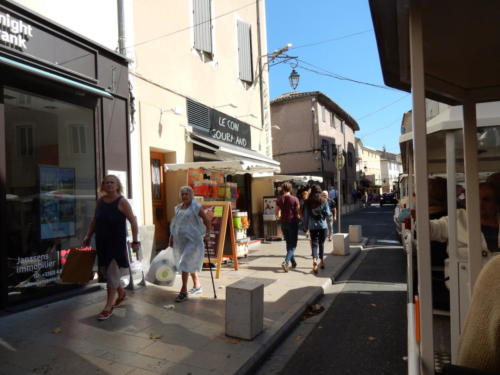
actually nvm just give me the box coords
[270,91,360,131]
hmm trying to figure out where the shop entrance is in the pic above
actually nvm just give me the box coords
[150,151,168,250]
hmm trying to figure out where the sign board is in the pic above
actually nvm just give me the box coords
[263,196,277,221]
[202,201,237,278]
[209,109,251,149]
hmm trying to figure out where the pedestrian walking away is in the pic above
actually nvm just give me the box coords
[303,185,332,273]
[83,175,139,321]
[275,182,301,272]
[321,190,337,241]
[169,186,211,302]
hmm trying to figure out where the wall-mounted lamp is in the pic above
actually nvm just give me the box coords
[215,103,238,109]
[237,114,257,119]
[272,125,281,130]
[170,106,184,115]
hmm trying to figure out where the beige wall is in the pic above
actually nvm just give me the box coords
[271,98,320,174]
[133,1,272,225]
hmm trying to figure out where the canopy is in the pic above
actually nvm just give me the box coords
[164,160,280,175]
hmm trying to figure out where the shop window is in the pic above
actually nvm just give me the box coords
[68,124,87,154]
[237,20,253,83]
[16,124,34,157]
[193,0,213,58]
[4,86,96,305]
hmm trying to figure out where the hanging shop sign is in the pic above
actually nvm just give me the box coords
[0,11,33,50]
[209,109,251,149]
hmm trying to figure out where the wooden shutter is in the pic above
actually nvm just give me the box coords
[193,0,212,53]
[237,20,253,82]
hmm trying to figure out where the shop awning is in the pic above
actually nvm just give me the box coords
[188,133,280,167]
[0,55,113,98]
[164,160,280,175]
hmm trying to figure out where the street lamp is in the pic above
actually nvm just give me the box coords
[288,69,300,90]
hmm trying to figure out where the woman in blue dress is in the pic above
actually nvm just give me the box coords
[169,186,210,302]
[83,175,139,320]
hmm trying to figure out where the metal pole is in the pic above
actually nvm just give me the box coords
[409,1,434,373]
[462,100,482,292]
[337,144,342,232]
[445,131,460,362]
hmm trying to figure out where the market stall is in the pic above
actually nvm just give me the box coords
[164,160,279,277]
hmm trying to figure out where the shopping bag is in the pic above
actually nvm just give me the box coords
[145,247,178,286]
[60,248,97,283]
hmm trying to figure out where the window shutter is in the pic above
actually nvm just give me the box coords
[193,0,212,53]
[237,20,253,83]
[187,98,211,131]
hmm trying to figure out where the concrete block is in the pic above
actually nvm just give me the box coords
[349,225,362,243]
[225,279,264,340]
[332,233,350,255]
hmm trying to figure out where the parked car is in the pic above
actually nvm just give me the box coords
[380,193,398,206]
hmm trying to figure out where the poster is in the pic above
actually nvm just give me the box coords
[39,166,76,240]
[263,196,277,221]
[201,201,237,278]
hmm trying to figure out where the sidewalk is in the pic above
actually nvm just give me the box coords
[0,237,361,375]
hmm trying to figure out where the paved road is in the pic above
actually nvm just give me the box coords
[262,204,408,375]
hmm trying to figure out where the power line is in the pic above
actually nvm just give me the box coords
[356,94,410,121]
[358,117,401,139]
[295,58,400,91]
[288,29,372,51]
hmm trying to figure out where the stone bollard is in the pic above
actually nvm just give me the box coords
[348,225,362,243]
[332,233,350,256]
[225,279,264,340]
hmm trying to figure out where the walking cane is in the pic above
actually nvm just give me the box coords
[205,240,217,299]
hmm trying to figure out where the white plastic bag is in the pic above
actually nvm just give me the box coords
[145,247,179,286]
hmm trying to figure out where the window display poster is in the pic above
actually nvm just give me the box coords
[39,166,76,240]
[263,196,277,221]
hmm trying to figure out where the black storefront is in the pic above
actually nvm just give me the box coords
[0,2,130,308]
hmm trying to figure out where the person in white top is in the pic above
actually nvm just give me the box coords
[429,182,500,262]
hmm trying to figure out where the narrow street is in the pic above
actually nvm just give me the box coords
[257,204,407,375]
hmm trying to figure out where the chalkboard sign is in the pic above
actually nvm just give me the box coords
[202,201,237,278]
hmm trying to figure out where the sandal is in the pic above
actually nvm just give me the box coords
[113,293,127,307]
[320,259,325,269]
[312,260,319,274]
[97,308,113,321]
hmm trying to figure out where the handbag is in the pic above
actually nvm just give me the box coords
[60,248,97,284]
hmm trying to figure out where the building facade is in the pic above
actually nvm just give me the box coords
[0,1,130,307]
[270,91,359,203]
[131,0,277,247]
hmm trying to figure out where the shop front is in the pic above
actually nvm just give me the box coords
[0,2,130,308]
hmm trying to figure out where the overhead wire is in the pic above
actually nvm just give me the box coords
[355,94,410,121]
[288,29,372,51]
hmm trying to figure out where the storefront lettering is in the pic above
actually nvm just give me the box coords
[218,117,240,132]
[0,12,33,50]
[15,255,56,273]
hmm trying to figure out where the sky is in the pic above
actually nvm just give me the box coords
[265,0,411,154]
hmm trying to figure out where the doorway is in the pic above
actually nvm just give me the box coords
[150,152,168,250]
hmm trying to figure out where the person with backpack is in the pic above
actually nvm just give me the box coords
[303,185,332,273]
[321,190,337,241]
[275,182,301,272]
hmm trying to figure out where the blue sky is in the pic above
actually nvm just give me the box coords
[265,0,411,154]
